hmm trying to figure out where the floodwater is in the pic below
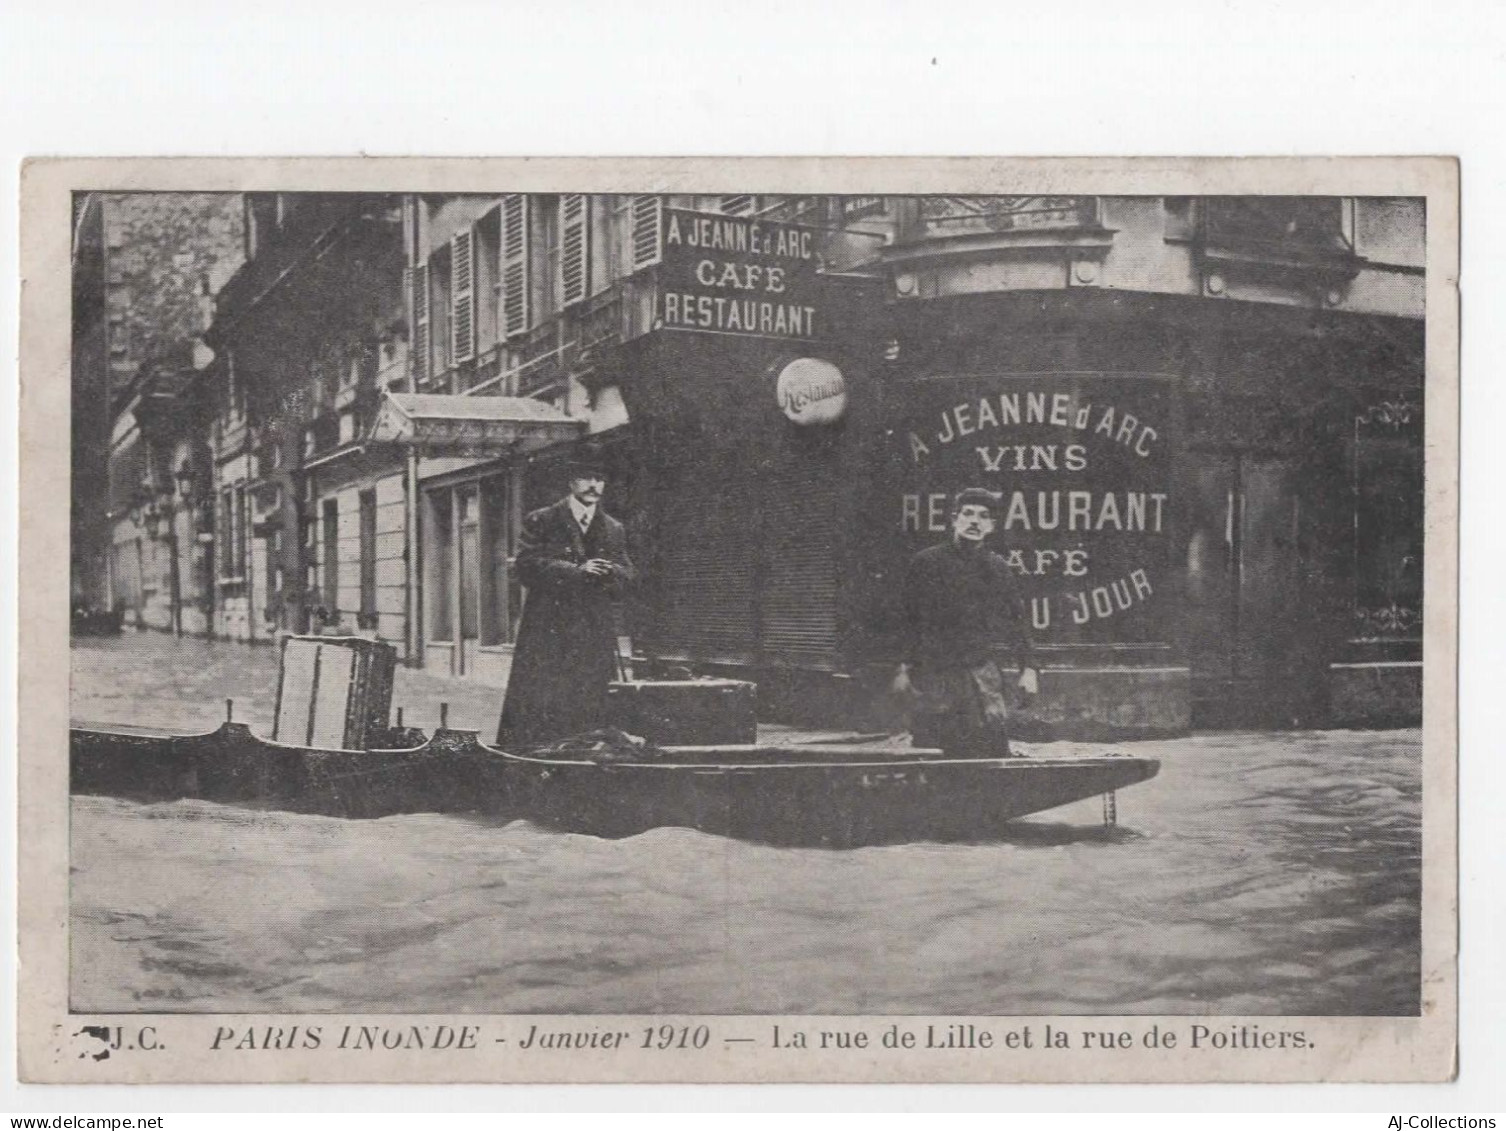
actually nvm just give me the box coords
[69,635,1421,1016]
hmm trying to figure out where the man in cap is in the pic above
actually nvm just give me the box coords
[892,487,1038,756]
[497,448,636,748]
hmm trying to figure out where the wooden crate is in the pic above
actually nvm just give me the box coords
[273,635,396,751]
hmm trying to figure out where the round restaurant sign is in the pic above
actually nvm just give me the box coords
[775,357,847,426]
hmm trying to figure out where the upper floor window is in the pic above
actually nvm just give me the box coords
[1200,197,1353,256]
[244,195,277,260]
[557,193,591,308]
[424,242,453,387]
[449,227,476,365]
[499,195,531,339]
[718,194,757,216]
[537,195,560,324]
[473,206,501,356]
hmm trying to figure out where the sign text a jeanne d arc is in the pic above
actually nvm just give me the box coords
[657,209,824,342]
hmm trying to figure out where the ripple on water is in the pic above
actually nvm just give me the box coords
[69,728,1423,1016]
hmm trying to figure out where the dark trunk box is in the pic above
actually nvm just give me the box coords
[606,679,757,745]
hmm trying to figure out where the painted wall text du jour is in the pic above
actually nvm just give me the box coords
[897,380,1174,635]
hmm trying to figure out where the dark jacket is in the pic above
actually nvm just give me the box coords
[496,498,635,748]
[900,539,1033,675]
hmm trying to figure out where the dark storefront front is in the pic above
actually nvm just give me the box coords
[857,369,1185,736]
[617,330,876,719]
[569,207,1424,736]
[594,208,881,719]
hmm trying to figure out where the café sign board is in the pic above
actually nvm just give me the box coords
[890,373,1177,645]
[656,209,826,342]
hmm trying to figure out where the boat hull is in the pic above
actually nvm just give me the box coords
[493,748,1160,846]
[69,723,1159,844]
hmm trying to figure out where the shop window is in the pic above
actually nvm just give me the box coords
[113,540,144,611]
[1352,400,1423,639]
[217,485,246,581]
[426,491,454,642]
[264,524,279,614]
[359,489,377,628]
[458,488,480,640]
[480,478,515,646]
[321,498,339,614]
[234,487,246,579]
[132,540,145,609]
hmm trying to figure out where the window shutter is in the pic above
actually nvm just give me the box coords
[558,194,589,307]
[450,229,475,363]
[720,194,757,216]
[629,195,662,271]
[411,263,430,385]
[500,194,530,338]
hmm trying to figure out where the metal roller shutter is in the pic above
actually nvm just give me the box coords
[757,455,840,668]
[648,470,758,664]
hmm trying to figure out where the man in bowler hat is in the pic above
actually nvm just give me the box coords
[892,487,1038,756]
[497,449,636,748]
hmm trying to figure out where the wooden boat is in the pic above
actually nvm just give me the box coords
[69,720,1160,846]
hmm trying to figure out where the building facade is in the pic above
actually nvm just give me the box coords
[72,192,246,630]
[82,192,1426,735]
[200,193,409,645]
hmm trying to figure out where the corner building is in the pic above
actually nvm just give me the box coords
[854,196,1424,732]
[572,195,1424,734]
[191,193,1424,736]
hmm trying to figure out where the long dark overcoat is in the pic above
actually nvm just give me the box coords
[899,539,1033,754]
[496,498,635,748]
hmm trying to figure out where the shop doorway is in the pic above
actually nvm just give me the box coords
[1183,453,1320,726]
[423,476,518,679]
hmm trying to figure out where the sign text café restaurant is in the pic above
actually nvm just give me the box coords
[385,205,1397,740]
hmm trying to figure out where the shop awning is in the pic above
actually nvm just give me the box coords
[368,392,584,456]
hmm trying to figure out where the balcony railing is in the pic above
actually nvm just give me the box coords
[915,196,1100,238]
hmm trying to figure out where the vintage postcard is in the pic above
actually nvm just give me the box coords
[17,156,1457,1084]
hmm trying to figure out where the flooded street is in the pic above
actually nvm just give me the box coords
[70,634,1421,1017]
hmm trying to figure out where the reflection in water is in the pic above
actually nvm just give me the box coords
[70,731,1420,1017]
[69,636,1421,1017]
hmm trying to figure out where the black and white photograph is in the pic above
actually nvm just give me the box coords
[20,162,1457,1085]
